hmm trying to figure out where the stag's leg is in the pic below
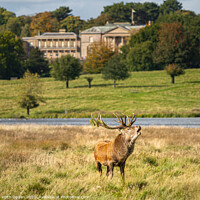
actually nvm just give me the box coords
[120,162,125,180]
[109,163,114,179]
[106,166,110,177]
[96,161,102,176]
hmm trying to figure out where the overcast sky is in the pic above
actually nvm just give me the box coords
[0,0,199,20]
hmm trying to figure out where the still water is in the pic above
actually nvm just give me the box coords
[0,118,200,128]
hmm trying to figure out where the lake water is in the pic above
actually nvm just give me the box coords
[0,118,200,128]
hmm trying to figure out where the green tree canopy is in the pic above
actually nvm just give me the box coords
[121,24,160,71]
[102,2,159,24]
[51,55,82,88]
[0,31,25,79]
[52,6,72,21]
[159,0,182,15]
[126,41,156,71]
[165,63,185,84]
[0,7,15,26]
[60,16,84,34]
[24,48,49,75]
[102,54,130,88]
[18,70,44,115]
[3,17,22,36]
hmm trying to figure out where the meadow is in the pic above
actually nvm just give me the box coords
[0,125,199,199]
[0,69,200,118]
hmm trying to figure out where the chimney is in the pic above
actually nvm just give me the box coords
[59,29,66,33]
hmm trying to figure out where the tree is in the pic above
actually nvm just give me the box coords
[102,2,131,23]
[20,24,31,37]
[18,70,44,115]
[121,24,160,71]
[159,0,182,15]
[153,23,189,68]
[4,17,22,36]
[0,31,25,79]
[0,7,15,26]
[102,54,130,88]
[85,77,93,88]
[83,41,115,73]
[126,41,156,71]
[60,16,84,34]
[51,55,82,88]
[30,12,58,36]
[52,6,72,21]
[102,2,159,24]
[156,11,200,68]
[165,63,185,84]
[24,48,49,75]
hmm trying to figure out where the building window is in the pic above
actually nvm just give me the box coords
[43,52,47,57]
[50,41,53,48]
[89,37,93,43]
[56,41,59,47]
[30,42,33,47]
[38,41,41,48]
[73,41,76,47]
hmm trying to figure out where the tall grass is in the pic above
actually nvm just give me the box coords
[0,69,200,118]
[0,125,200,199]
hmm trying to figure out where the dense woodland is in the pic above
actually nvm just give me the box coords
[0,0,200,79]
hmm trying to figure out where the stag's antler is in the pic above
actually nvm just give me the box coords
[90,113,136,129]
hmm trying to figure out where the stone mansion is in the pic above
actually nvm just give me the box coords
[22,22,145,60]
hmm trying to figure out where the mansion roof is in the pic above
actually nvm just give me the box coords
[80,23,145,34]
[36,32,77,38]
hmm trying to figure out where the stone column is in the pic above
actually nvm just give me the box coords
[122,37,124,45]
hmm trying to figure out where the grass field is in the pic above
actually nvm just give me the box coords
[0,69,200,118]
[0,125,200,199]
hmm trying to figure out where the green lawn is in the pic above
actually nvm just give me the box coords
[0,69,200,118]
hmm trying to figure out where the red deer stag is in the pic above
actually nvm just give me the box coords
[91,113,141,180]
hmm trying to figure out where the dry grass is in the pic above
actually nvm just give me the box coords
[0,125,200,199]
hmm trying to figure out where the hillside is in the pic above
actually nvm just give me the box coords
[0,69,200,118]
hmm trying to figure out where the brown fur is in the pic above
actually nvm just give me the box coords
[94,126,141,179]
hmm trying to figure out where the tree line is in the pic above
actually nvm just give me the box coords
[0,0,196,37]
[0,0,200,83]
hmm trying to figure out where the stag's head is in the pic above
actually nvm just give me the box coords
[120,126,141,142]
[91,113,141,143]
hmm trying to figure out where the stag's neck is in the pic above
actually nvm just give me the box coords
[128,133,141,154]
[113,135,129,155]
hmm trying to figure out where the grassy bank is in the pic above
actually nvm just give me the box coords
[0,69,200,118]
[0,125,200,199]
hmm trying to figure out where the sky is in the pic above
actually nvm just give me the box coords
[0,0,199,20]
